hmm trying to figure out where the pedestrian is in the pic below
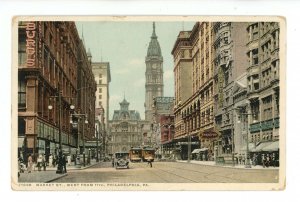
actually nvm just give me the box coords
[262,154,266,168]
[49,154,53,167]
[238,154,242,165]
[252,154,257,166]
[37,154,42,171]
[242,155,245,165]
[272,153,276,167]
[266,154,270,168]
[27,154,33,173]
[42,154,46,171]
[147,160,152,168]
[62,154,67,173]
[53,154,57,167]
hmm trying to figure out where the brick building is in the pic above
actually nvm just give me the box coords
[18,21,96,162]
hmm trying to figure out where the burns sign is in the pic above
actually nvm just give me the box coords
[25,22,36,67]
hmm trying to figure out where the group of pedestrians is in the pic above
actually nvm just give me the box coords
[20,153,68,174]
[236,153,277,168]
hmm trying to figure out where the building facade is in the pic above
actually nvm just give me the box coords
[108,99,143,154]
[92,62,111,128]
[246,22,280,157]
[75,40,97,155]
[152,97,175,156]
[172,22,217,160]
[212,22,248,158]
[92,61,111,156]
[145,22,164,122]
[18,21,95,163]
[172,30,193,142]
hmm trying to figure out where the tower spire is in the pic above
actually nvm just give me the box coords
[151,22,157,39]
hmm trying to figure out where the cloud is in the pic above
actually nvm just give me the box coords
[133,78,145,87]
[110,94,122,103]
[128,58,144,66]
[114,58,144,75]
[164,69,174,80]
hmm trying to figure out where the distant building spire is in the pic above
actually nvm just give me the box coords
[151,22,157,39]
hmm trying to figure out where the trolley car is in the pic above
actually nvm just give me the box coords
[129,147,142,162]
[142,147,155,162]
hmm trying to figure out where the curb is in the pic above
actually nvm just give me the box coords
[46,173,68,183]
[176,161,279,170]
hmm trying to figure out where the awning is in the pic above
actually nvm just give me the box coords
[192,148,208,154]
[199,148,209,152]
[251,142,273,152]
[262,141,279,152]
[192,149,201,154]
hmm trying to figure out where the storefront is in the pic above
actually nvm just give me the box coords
[199,129,220,161]
[250,140,279,166]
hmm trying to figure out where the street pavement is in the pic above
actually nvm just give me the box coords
[53,160,279,183]
[18,159,279,183]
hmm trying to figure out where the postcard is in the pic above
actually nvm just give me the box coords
[12,16,285,191]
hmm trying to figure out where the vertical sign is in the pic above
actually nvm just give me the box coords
[25,22,36,67]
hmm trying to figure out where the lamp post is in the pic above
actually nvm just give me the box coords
[70,113,88,167]
[96,127,99,162]
[237,109,256,168]
[48,84,65,174]
[187,134,191,163]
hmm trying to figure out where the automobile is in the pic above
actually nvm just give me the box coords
[113,152,130,169]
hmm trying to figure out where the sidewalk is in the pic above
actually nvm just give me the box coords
[18,159,100,183]
[177,160,279,170]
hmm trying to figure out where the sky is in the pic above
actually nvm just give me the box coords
[75,21,195,120]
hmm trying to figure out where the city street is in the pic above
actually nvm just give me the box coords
[53,161,279,183]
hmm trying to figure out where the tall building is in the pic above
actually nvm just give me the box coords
[212,22,248,157]
[92,61,111,156]
[172,22,216,160]
[18,21,96,162]
[246,22,280,154]
[108,98,143,154]
[172,31,193,140]
[92,62,111,128]
[76,40,97,154]
[145,22,164,122]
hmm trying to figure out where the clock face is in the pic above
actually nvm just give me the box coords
[152,63,157,69]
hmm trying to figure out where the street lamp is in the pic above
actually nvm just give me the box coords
[70,113,88,167]
[48,84,75,174]
[95,127,99,162]
[237,109,257,168]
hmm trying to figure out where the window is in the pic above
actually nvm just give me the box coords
[99,95,102,99]
[253,32,258,40]
[252,49,259,65]
[99,101,102,106]
[18,33,26,66]
[18,74,26,108]
[99,74,102,78]
[99,88,102,93]
[99,80,102,84]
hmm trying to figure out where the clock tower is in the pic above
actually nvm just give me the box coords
[145,22,164,122]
